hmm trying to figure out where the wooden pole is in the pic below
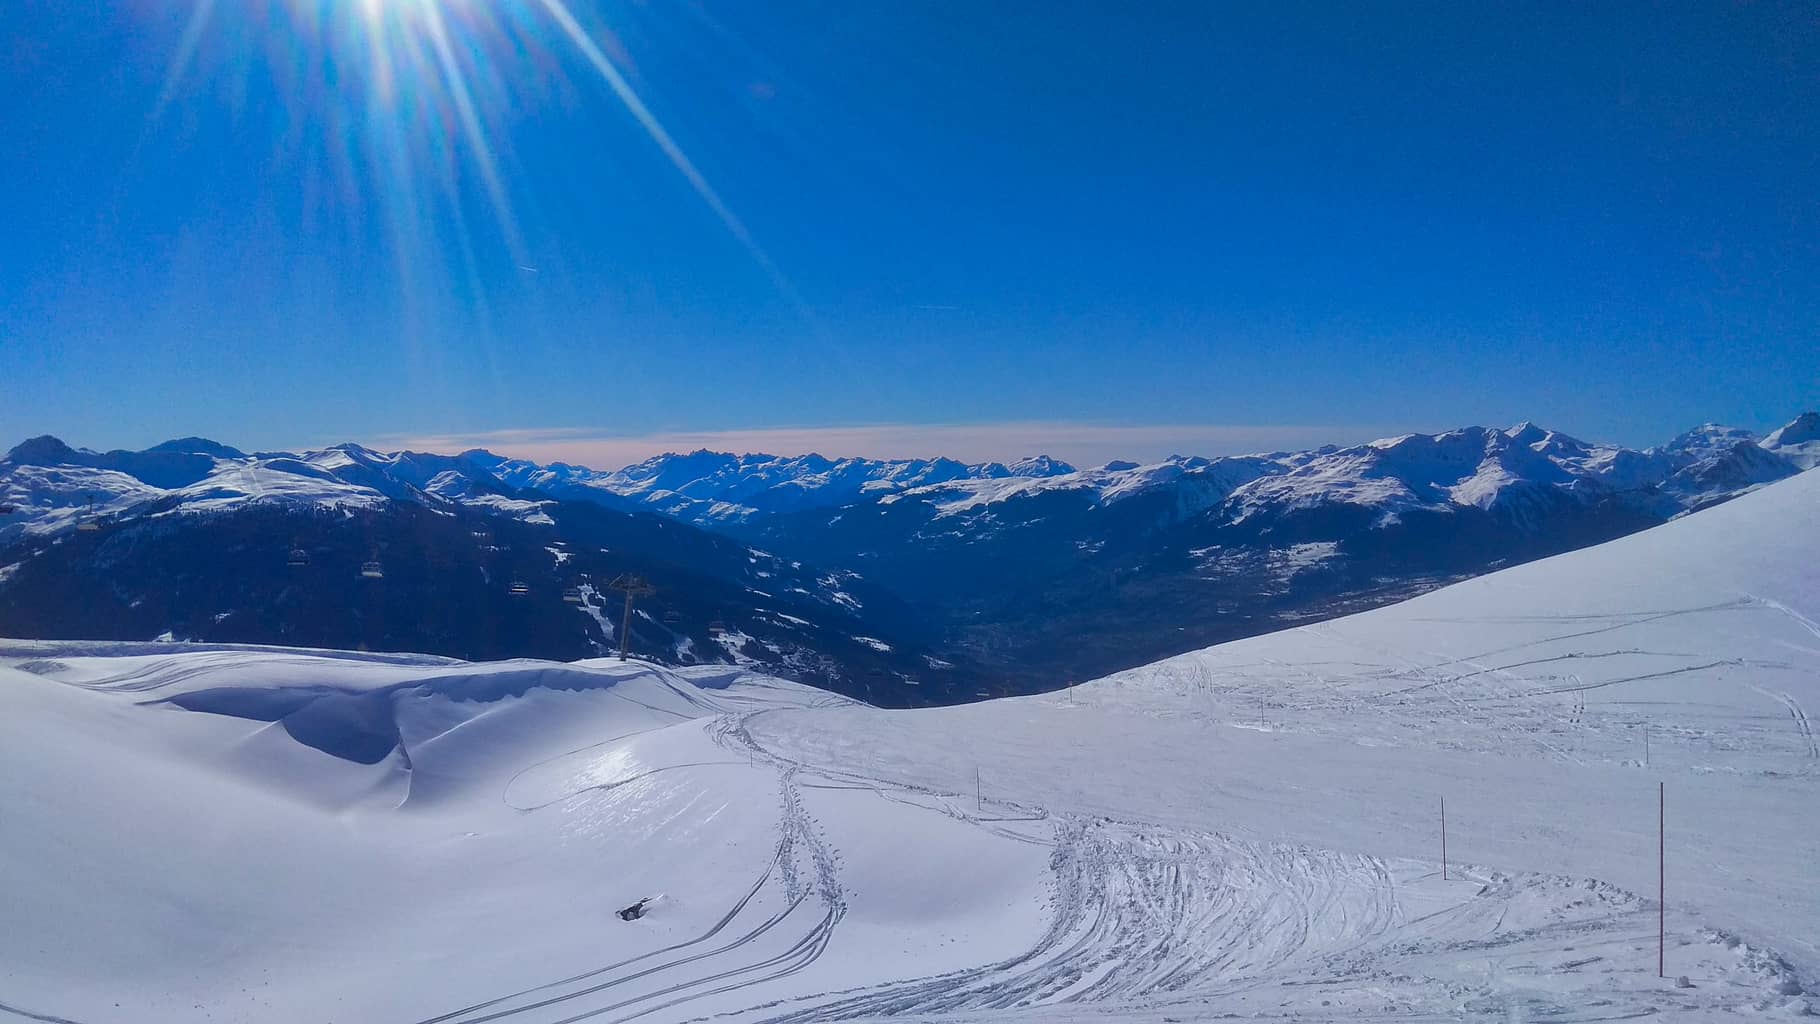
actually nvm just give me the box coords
[975,766,981,811]
[1659,781,1665,978]
[1440,796,1448,881]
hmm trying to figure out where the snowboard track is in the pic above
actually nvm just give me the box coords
[410,713,847,1024]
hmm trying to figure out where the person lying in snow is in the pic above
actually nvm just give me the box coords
[617,896,654,921]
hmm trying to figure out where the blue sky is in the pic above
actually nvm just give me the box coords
[1,1,1816,467]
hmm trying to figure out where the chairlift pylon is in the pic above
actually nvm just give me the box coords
[76,494,104,532]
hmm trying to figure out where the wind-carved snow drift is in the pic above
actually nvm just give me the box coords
[2,467,1816,1022]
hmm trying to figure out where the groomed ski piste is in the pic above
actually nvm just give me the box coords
[2,472,1816,1022]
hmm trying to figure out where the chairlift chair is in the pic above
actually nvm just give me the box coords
[509,580,530,596]
[360,560,385,579]
[562,587,584,604]
[662,608,682,624]
[707,619,728,636]
[288,547,310,567]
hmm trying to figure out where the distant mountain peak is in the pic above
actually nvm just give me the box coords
[1762,412,1820,470]
[4,435,81,464]
[1764,411,1820,448]
[1004,455,1077,477]
[143,437,245,459]
[1664,422,1757,454]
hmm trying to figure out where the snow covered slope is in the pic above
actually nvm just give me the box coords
[749,466,1820,1016]
[0,647,1053,1023]
[1763,411,1820,470]
[3,467,1816,1022]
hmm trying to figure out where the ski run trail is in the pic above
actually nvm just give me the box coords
[3,472,1818,1022]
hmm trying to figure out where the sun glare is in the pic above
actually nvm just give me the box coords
[153,0,766,284]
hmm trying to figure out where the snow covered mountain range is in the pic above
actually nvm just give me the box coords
[0,436,969,702]
[1,414,1813,695]
[442,413,1820,527]
[2,461,1814,1022]
[4,414,1812,540]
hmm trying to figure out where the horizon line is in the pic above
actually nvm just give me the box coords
[364,421,1422,472]
[15,410,1810,474]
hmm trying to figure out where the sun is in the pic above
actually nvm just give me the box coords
[153,0,768,280]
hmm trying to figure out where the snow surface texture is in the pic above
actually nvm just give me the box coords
[3,470,1819,1022]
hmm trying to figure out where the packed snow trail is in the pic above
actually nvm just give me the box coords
[752,820,1401,1021]
[409,852,788,1024]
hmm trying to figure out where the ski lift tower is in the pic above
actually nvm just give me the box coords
[607,573,656,661]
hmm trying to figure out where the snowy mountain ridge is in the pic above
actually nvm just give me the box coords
[3,413,1812,539]
[897,417,1813,527]
[3,415,1813,695]
[1762,411,1820,468]
[482,415,1815,527]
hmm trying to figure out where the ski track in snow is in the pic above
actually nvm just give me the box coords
[0,1001,85,1024]
[1112,594,1820,773]
[1748,685,1818,759]
[752,820,1400,1022]
[378,701,1803,1024]
[395,711,845,1024]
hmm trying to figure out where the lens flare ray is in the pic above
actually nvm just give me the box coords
[152,0,786,299]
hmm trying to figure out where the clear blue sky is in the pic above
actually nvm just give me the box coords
[1,1,1816,465]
